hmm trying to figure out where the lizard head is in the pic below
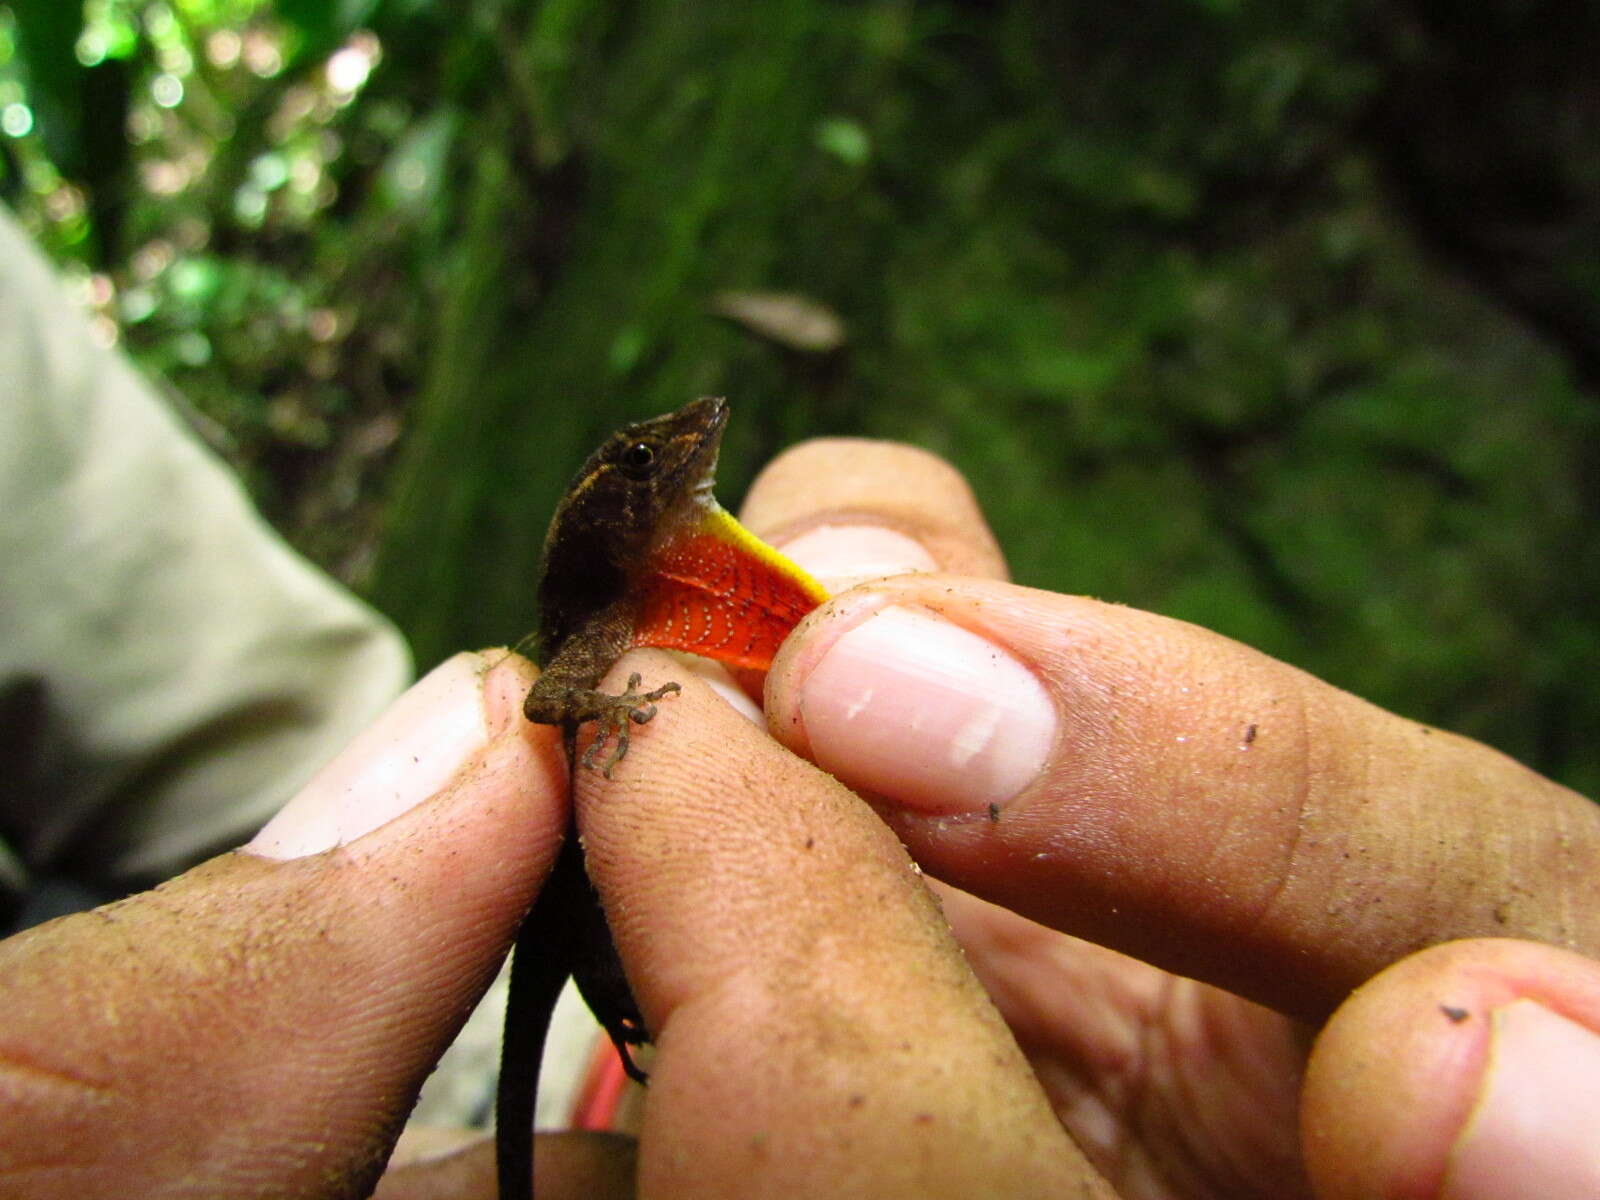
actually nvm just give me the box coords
[534,395,827,676]
[569,396,728,558]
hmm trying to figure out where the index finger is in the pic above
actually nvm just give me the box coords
[573,651,1106,1199]
[748,439,1600,1021]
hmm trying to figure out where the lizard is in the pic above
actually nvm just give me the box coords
[497,396,829,1200]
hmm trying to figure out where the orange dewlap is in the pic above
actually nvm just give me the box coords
[630,507,829,671]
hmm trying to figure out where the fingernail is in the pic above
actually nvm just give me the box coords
[248,653,493,860]
[778,524,939,591]
[1443,999,1600,1200]
[796,605,1055,814]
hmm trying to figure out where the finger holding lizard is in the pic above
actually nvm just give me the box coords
[574,648,1109,1199]
[750,437,1600,1199]
[0,652,568,1200]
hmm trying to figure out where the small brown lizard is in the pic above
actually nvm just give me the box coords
[497,397,827,1199]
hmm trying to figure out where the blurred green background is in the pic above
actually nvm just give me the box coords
[4,0,1597,794]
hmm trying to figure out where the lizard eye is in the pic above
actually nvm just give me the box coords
[617,440,659,480]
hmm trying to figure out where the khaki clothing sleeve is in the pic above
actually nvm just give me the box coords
[0,207,411,913]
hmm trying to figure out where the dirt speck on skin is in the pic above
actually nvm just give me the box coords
[1440,1005,1470,1023]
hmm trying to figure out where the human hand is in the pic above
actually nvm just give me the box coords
[6,438,1596,1200]
[733,437,1600,1199]
[0,591,1101,1194]
[0,653,616,1199]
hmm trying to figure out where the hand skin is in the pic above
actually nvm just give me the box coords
[749,438,1600,1200]
[2,440,1596,1200]
[0,653,570,1200]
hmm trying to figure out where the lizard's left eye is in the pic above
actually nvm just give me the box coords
[618,440,658,480]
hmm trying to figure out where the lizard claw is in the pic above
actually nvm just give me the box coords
[580,673,683,776]
[626,672,682,724]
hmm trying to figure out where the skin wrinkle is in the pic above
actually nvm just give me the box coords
[1012,967,1307,1200]
[946,902,1163,1190]
[1105,970,1167,1198]
[1055,972,1170,1197]
[1251,702,1399,997]
[1000,598,1333,998]
[1151,1006,1218,1200]
[1149,987,1221,1200]
[1216,676,1317,991]
[1118,985,1220,1200]
[0,1054,117,1104]
[675,948,910,1111]
[1218,1004,1312,1195]
[0,1049,124,1194]
[1157,983,1306,1200]
[1297,708,1564,995]
[1168,983,1282,1200]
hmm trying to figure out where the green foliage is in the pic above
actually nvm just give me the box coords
[5,0,1598,795]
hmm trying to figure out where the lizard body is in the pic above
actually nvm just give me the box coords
[497,398,826,1199]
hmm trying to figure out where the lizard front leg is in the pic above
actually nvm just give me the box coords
[530,672,680,776]
[523,622,681,776]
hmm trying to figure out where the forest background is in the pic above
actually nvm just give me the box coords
[4,0,1597,795]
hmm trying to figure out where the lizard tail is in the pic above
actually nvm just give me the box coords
[496,840,580,1200]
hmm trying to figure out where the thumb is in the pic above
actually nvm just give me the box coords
[0,652,567,1200]
[1302,938,1600,1200]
